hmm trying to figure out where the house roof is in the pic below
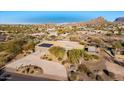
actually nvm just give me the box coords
[87,46,96,52]
[0,35,6,41]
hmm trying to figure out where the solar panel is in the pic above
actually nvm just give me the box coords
[38,43,53,48]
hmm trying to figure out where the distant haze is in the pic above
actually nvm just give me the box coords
[0,11,124,24]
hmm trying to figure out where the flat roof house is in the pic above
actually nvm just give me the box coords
[0,35,6,42]
[84,46,99,55]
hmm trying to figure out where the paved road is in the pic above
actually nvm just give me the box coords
[7,72,55,81]
[0,71,56,81]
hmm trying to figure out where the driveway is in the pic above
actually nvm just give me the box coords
[5,52,68,81]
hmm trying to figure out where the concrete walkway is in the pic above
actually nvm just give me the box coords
[5,52,68,81]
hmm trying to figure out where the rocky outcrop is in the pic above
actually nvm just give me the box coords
[87,16,107,25]
[114,17,124,23]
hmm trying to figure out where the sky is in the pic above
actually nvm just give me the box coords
[0,11,124,24]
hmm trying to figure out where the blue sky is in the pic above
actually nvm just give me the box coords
[0,11,124,24]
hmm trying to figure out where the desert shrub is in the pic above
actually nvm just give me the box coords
[83,52,93,61]
[70,36,80,42]
[62,59,69,65]
[4,36,36,55]
[49,46,65,60]
[67,49,83,64]
[22,40,35,52]
[103,69,115,78]
[91,54,99,60]
[57,29,65,35]
[48,58,52,61]
[87,72,96,79]
[0,60,5,67]
[4,53,15,62]
[0,52,15,66]
[112,41,123,49]
[41,54,47,59]
[69,71,79,81]
[120,41,124,47]
[0,36,37,68]
[58,57,63,61]
[90,37,104,47]
[79,41,85,45]
[7,41,22,54]
[95,75,104,81]
[78,64,96,79]
[50,35,56,39]
[5,38,26,54]
[108,72,115,78]
[105,33,112,36]
[0,43,6,52]
[78,64,90,74]
[41,54,52,61]
[82,51,99,61]
[17,65,43,75]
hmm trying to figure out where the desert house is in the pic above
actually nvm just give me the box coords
[84,45,99,55]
